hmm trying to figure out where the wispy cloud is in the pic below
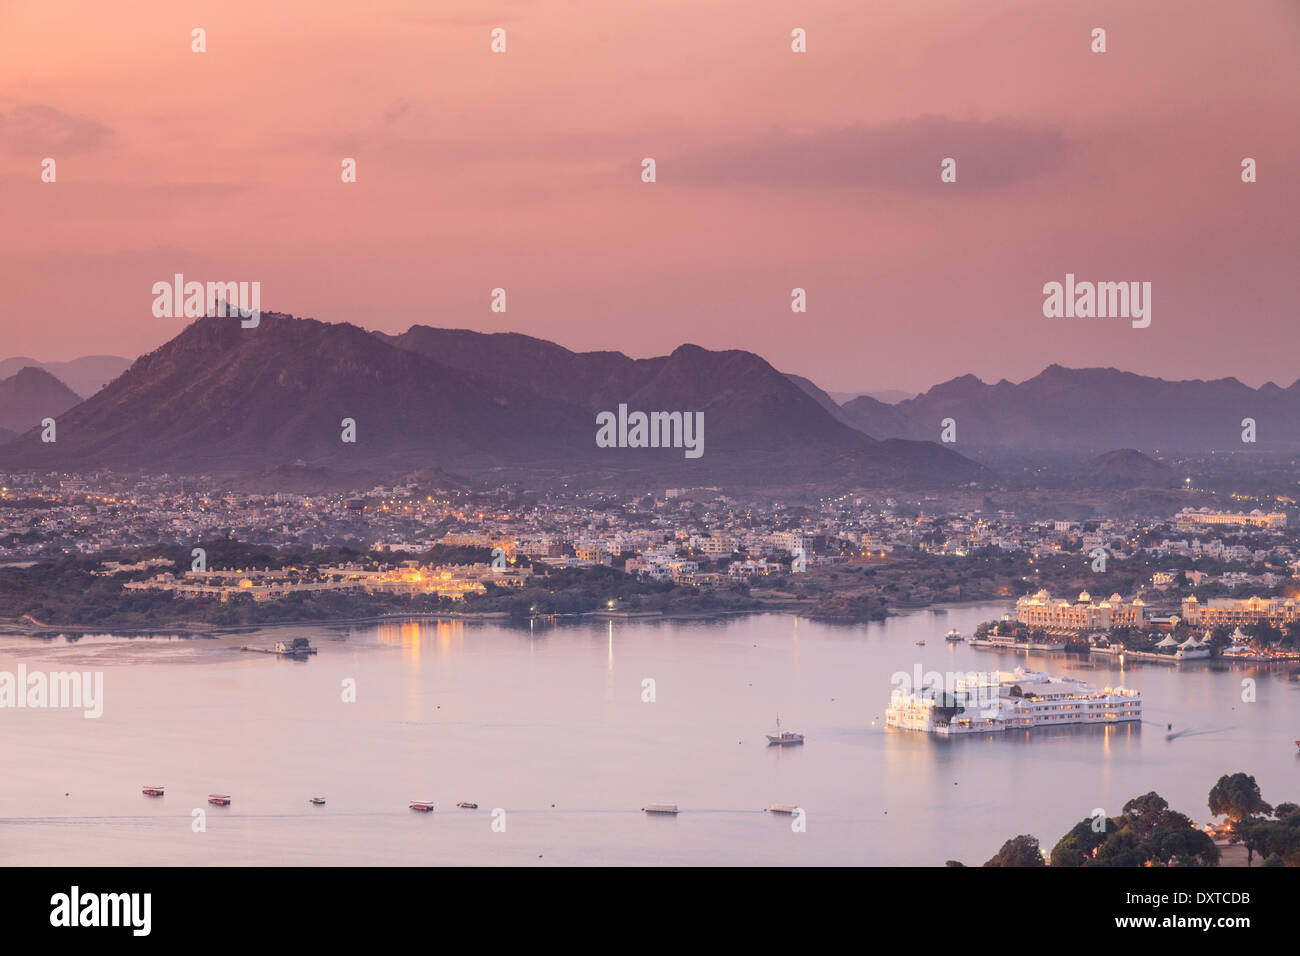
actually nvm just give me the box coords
[673,117,1070,192]
[0,104,113,153]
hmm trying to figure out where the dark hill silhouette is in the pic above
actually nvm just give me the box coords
[0,366,83,434]
[379,325,978,486]
[1077,448,1175,487]
[837,364,1299,452]
[0,314,978,490]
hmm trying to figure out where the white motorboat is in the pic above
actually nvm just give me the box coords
[766,715,804,746]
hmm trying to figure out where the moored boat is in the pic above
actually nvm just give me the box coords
[409,800,435,812]
[767,803,798,814]
[457,801,478,809]
[207,794,231,806]
[946,628,964,642]
[642,804,679,814]
[141,786,165,797]
[309,796,326,805]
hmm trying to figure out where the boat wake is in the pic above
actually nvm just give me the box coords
[1158,723,1236,740]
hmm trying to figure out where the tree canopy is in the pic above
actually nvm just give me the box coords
[1049,792,1218,867]
[1209,772,1273,825]
[983,834,1045,867]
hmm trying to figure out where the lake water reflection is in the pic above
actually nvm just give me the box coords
[1,602,1297,865]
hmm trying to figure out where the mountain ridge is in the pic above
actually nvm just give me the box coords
[0,355,130,398]
[0,366,83,434]
[0,314,978,490]
[838,365,1300,452]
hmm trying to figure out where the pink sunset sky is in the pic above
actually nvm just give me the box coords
[2,0,1298,394]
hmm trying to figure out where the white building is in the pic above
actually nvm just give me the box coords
[886,668,1142,735]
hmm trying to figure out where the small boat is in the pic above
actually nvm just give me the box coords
[767,803,798,814]
[309,796,326,805]
[207,794,231,806]
[766,715,804,746]
[456,801,478,809]
[141,786,165,797]
[409,800,435,812]
[1295,740,1300,752]
[642,804,679,814]
[945,629,964,642]
[916,640,926,646]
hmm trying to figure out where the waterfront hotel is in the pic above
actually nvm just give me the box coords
[1015,589,1145,630]
[886,668,1142,736]
[1175,508,1287,530]
[1180,594,1300,628]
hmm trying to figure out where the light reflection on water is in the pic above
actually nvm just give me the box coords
[0,602,1296,866]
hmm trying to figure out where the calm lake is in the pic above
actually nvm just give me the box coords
[2,602,1297,865]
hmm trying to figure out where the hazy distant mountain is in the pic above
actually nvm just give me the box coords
[0,366,83,433]
[0,355,129,398]
[381,329,857,445]
[0,314,593,476]
[841,393,912,440]
[828,389,916,405]
[1077,449,1174,487]
[783,374,858,427]
[379,325,977,486]
[2,324,1280,482]
[835,365,1300,453]
[0,315,978,489]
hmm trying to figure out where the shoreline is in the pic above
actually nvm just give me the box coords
[0,596,999,639]
[0,605,805,639]
[966,638,1300,669]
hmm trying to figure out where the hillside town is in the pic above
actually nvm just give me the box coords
[1,472,1294,567]
[0,470,1298,644]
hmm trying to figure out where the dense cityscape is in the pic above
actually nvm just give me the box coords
[3,0,1297,921]
[3,469,1299,661]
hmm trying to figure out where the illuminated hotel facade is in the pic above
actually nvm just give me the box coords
[124,563,528,602]
[1180,594,1300,628]
[1015,589,1144,630]
[1175,508,1286,530]
[886,668,1142,735]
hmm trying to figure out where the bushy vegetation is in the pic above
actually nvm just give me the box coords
[976,772,1295,867]
[1048,793,1218,867]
